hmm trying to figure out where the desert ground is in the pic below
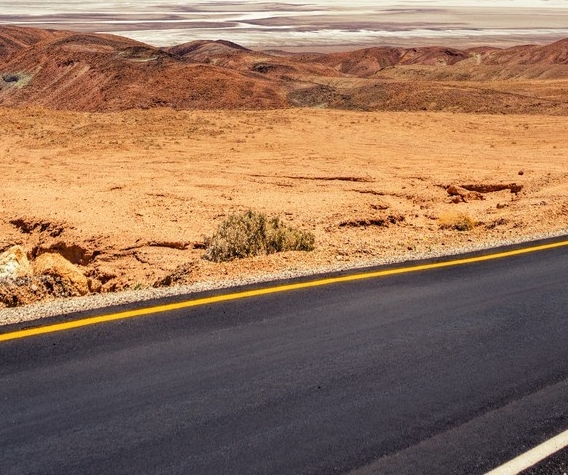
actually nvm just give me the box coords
[1,106,568,307]
[1,26,568,309]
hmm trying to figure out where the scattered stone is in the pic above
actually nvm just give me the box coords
[123,240,193,251]
[339,214,405,228]
[277,175,374,183]
[0,277,45,308]
[0,245,32,280]
[485,218,509,230]
[370,201,390,211]
[460,183,523,194]
[0,274,93,308]
[91,266,117,285]
[451,195,462,204]
[33,253,89,296]
[447,183,524,202]
[518,170,524,176]
[446,185,484,202]
[88,278,103,293]
[147,240,191,250]
[354,189,385,196]
[154,262,196,287]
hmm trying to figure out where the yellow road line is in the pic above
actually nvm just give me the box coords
[2,239,568,343]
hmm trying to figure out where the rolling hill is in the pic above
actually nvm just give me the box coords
[1,26,568,113]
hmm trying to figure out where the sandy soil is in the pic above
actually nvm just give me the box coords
[1,107,568,301]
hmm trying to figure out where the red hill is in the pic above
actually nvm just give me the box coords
[0,27,286,111]
[0,25,66,59]
[482,38,568,65]
[1,26,568,114]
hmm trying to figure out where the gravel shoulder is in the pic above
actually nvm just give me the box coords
[2,228,567,327]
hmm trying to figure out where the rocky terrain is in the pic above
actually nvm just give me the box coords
[1,26,568,310]
[1,26,568,113]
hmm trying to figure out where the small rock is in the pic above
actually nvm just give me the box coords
[88,278,102,293]
[370,201,390,211]
[518,170,524,176]
[451,195,463,204]
[0,245,33,280]
[447,185,483,202]
[153,262,196,288]
[33,253,89,296]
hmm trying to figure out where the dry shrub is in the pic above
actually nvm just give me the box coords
[204,210,315,262]
[438,212,476,231]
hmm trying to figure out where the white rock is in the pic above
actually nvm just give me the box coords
[0,245,32,280]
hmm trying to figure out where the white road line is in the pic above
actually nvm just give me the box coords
[486,428,568,475]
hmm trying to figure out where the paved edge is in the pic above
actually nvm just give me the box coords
[349,375,568,475]
[486,429,568,475]
[1,235,568,342]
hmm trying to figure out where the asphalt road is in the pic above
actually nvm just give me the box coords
[1,241,568,474]
[521,447,568,475]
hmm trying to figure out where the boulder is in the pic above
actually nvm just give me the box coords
[0,245,33,280]
[33,252,89,296]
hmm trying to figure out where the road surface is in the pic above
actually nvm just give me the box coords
[1,240,568,474]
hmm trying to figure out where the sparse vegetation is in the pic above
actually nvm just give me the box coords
[1,72,32,88]
[130,282,146,291]
[204,210,315,262]
[2,73,19,83]
[438,212,476,231]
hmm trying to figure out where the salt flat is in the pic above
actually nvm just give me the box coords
[2,0,568,48]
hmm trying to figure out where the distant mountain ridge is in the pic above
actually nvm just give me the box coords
[1,26,568,113]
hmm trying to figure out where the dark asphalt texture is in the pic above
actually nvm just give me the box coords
[522,447,568,475]
[1,243,568,474]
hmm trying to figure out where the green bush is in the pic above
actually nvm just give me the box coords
[204,210,315,262]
